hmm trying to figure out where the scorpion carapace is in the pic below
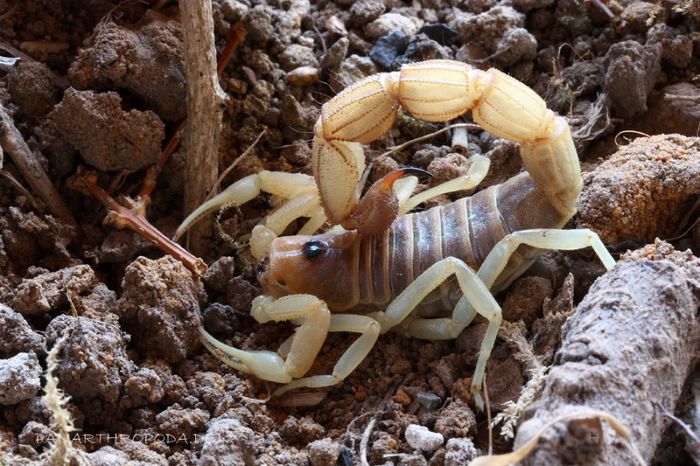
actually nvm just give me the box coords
[177,59,616,409]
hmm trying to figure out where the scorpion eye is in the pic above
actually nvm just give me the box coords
[302,240,326,260]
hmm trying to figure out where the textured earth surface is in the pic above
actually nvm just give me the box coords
[0,1,698,465]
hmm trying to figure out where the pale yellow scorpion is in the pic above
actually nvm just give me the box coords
[176,60,614,408]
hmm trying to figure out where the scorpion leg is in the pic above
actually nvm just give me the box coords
[174,170,327,258]
[399,153,491,215]
[367,257,502,409]
[272,314,380,396]
[200,294,331,383]
[475,228,615,290]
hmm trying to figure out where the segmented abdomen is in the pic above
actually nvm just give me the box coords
[357,172,567,307]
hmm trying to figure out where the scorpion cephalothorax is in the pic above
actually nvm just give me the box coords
[176,60,614,408]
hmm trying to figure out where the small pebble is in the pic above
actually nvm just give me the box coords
[417,23,458,45]
[287,66,320,86]
[405,424,444,451]
[366,13,422,39]
[416,391,442,410]
[444,438,478,466]
[320,37,349,70]
[369,31,408,70]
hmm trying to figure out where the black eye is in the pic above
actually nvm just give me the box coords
[303,240,326,260]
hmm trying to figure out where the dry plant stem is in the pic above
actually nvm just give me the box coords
[360,417,376,466]
[74,169,207,275]
[181,0,228,255]
[138,21,245,205]
[0,103,77,227]
[514,258,699,464]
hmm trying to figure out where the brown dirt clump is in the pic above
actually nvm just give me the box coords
[45,314,134,404]
[515,247,699,464]
[116,256,205,363]
[69,18,186,122]
[48,88,164,171]
[576,134,700,244]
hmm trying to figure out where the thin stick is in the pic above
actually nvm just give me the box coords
[451,125,470,154]
[206,129,266,202]
[379,123,480,159]
[484,374,493,456]
[181,0,228,254]
[0,103,77,227]
[0,169,41,211]
[360,417,376,466]
[72,168,207,275]
[138,22,246,207]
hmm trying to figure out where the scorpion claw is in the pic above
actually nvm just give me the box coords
[342,168,428,235]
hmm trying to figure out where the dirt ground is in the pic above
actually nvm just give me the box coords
[0,1,699,465]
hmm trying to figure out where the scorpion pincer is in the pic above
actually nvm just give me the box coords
[175,59,615,409]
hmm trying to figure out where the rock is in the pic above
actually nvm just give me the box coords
[416,391,442,410]
[68,19,185,121]
[349,0,386,25]
[244,5,274,44]
[280,416,325,444]
[603,40,661,119]
[287,66,320,86]
[12,264,98,316]
[308,438,341,466]
[405,424,444,451]
[434,399,477,438]
[494,28,537,67]
[279,44,318,71]
[0,305,45,357]
[220,0,249,22]
[417,23,458,45]
[156,405,210,441]
[199,417,255,466]
[621,1,666,33]
[444,438,478,466]
[6,61,60,119]
[365,13,422,39]
[394,33,453,68]
[329,55,377,91]
[647,24,693,69]
[0,353,41,405]
[633,83,700,136]
[320,37,349,70]
[369,32,409,70]
[45,315,133,403]
[49,89,164,171]
[116,256,205,363]
[577,134,700,244]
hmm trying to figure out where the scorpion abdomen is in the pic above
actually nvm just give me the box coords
[356,172,573,307]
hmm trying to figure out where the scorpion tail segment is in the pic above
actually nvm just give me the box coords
[312,130,366,225]
[342,168,423,235]
[174,174,262,241]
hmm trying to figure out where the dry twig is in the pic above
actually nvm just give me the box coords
[180,0,228,254]
[72,167,207,275]
[0,103,77,227]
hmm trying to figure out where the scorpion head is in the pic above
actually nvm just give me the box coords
[255,230,360,310]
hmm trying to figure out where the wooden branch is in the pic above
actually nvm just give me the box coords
[0,103,77,227]
[180,0,227,255]
[72,167,207,275]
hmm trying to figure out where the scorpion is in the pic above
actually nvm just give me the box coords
[176,59,615,408]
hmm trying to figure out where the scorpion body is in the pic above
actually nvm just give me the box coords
[178,60,615,407]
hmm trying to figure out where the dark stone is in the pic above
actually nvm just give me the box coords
[335,446,353,466]
[418,23,458,45]
[416,391,443,410]
[369,31,409,70]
